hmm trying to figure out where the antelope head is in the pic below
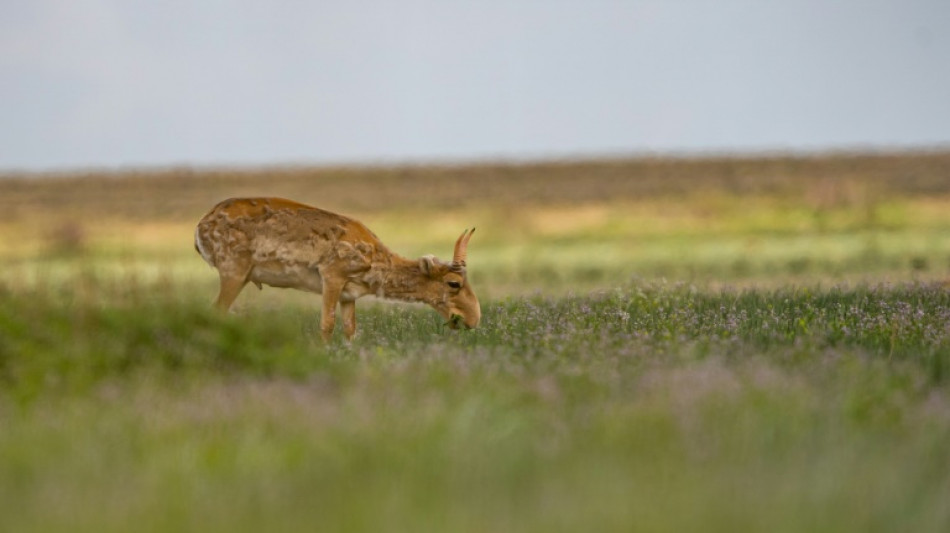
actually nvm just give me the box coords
[418,228,481,329]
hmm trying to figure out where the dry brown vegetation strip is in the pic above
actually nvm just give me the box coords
[2,151,949,223]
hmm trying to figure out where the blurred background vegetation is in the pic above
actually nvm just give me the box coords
[2,151,949,299]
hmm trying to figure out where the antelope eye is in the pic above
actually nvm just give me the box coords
[447,281,462,289]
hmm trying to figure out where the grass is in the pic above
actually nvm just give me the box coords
[2,279,950,531]
[2,152,950,531]
[4,152,950,294]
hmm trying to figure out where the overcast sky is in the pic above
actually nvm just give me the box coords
[2,1,949,171]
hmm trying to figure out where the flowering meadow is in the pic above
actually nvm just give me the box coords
[2,153,950,531]
[2,278,950,531]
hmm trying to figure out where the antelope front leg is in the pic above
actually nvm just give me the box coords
[320,282,343,342]
[341,300,357,341]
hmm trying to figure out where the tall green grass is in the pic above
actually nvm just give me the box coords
[2,277,950,532]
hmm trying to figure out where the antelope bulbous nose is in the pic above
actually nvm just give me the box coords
[465,313,481,329]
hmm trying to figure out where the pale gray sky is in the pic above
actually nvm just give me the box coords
[2,1,949,171]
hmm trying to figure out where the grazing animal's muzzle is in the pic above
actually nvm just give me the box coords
[447,312,478,330]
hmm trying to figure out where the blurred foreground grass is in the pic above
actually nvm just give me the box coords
[2,279,950,532]
[2,152,950,532]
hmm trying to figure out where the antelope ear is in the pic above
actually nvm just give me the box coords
[419,255,438,277]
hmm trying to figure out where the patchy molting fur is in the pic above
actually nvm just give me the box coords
[194,197,480,341]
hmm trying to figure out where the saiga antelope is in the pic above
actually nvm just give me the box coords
[194,198,481,341]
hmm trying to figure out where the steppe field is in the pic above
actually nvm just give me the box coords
[2,152,950,532]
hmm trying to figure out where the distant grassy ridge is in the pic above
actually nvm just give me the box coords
[2,151,949,221]
[1,151,950,291]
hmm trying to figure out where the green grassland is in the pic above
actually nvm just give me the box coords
[2,152,950,531]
